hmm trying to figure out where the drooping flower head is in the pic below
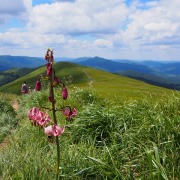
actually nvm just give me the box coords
[27,107,51,126]
[44,125,65,137]
[62,106,77,121]
[36,111,51,126]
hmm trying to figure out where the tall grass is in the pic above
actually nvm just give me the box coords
[0,94,17,143]
[0,88,179,179]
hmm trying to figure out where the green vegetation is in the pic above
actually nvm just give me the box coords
[0,88,179,179]
[0,93,18,143]
[0,62,179,179]
[0,62,173,102]
[0,68,35,86]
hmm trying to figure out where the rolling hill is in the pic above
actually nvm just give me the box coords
[0,68,36,86]
[0,61,173,102]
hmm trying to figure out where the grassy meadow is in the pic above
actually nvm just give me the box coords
[0,62,179,179]
[0,62,173,102]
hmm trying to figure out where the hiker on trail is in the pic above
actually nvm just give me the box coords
[21,81,28,94]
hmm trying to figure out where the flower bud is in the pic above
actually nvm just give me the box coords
[47,65,52,76]
[35,80,41,91]
[48,96,56,103]
[62,86,68,100]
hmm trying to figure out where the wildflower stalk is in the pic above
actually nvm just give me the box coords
[28,49,77,179]
[50,69,60,179]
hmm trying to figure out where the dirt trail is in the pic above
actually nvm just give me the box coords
[84,71,94,87]
[0,100,19,150]
[12,100,19,111]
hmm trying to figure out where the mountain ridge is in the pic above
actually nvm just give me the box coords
[0,55,45,71]
[1,55,180,90]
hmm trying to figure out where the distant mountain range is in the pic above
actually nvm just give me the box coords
[0,55,180,90]
[0,55,45,71]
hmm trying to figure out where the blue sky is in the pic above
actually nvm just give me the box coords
[0,0,179,61]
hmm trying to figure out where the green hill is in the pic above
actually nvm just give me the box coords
[0,68,36,86]
[0,62,173,101]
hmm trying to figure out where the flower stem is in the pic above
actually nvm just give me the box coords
[50,68,60,180]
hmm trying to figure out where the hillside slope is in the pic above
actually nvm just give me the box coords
[0,62,172,101]
[0,68,35,86]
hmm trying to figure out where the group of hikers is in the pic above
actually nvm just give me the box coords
[21,82,33,94]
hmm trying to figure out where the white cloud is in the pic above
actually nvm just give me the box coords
[95,39,113,48]
[0,0,179,60]
[0,0,32,25]
[123,0,180,44]
[27,0,129,34]
[0,30,66,50]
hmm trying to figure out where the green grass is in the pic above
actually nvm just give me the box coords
[0,68,36,86]
[0,93,18,143]
[0,62,179,179]
[0,62,173,103]
[0,88,179,179]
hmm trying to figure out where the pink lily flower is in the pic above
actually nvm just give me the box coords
[53,125,65,136]
[27,107,39,121]
[62,107,77,120]
[27,107,51,126]
[44,125,54,136]
[44,125,65,137]
[37,114,51,126]
[31,110,50,126]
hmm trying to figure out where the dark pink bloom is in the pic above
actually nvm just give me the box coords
[27,107,40,126]
[27,107,39,121]
[62,107,77,120]
[27,107,50,126]
[53,125,65,136]
[48,96,53,103]
[62,86,68,100]
[44,125,65,137]
[37,112,51,126]
[35,81,41,91]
